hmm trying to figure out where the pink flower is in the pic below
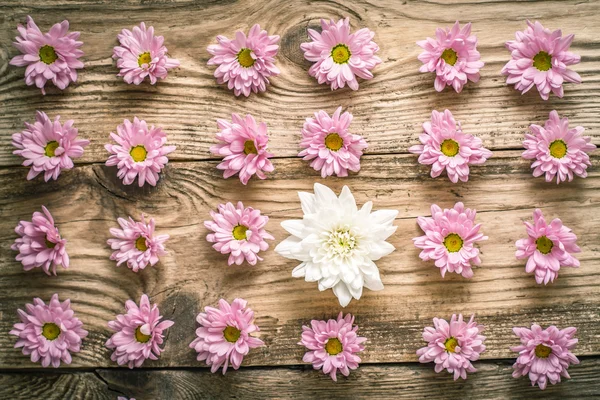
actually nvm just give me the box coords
[298,107,368,178]
[118,398,135,400]
[210,113,274,185]
[105,117,176,187]
[207,24,280,97]
[113,22,180,85]
[189,298,264,374]
[413,202,487,279]
[106,294,174,369]
[511,324,579,389]
[107,215,169,272]
[11,206,69,276]
[301,17,381,91]
[515,209,580,285]
[501,21,581,100]
[417,21,484,93]
[299,312,366,382]
[9,16,83,95]
[12,111,89,181]
[416,314,486,380]
[10,294,88,367]
[205,202,273,266]
[409,110,492,183]
[523,111,596,184]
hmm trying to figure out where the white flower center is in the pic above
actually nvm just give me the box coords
[323,228,357,257]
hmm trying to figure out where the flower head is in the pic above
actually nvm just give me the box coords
[413,202,487,279]
[105,117,176,187]
[417,21,484,93]
[275,183,398,307]
[409,110,492,183]
[106,294,174,369]
[10,294,88,367]
[9,16,83,94]
[107,215,169,272]
[501,21,581,100]
[416,314,486,380]
[299,312,366,381]
[210,113,274,185]
[189,298,264,374]
[511,324,579,389]
[207,24,280,97]
[299,107,368,178]
[515,209,580,285]
[301,17,381,90]
[113,22,180,85]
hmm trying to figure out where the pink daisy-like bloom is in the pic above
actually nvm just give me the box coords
[189,298,264,374]
[210,113,274,185]
[298,107,368,178]
[11,206,69,276]
[113,22,180,85]
[301,17,381,91]
[107,215,169,272]
[299,312,366,382]
[105,117,176,187]
[105,294,174,369]
[515,209,580,285]
[416,314,486,380]
[9,16,83,95]
[205,202,273,266]
[207,24,280,97]
[10,294,88,367]
[409,110,492,183]
[417,21,484,93]
[523,111,596,184]
[413,202,487,279]
[511,324,579,390]
[12,111,89,182]
[501,21,581,100]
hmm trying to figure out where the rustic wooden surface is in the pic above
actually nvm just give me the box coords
[1,0,599,399]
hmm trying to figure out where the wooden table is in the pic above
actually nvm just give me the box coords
[1,1,599,399]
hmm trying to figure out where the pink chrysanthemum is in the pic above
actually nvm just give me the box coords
[299,312,366,382]
[515,209,580,285]
[301,17,381,91]
[11,206,69,276]
[207,24,280,97]
[417,21,484,93]
[10,294,88,367]
[12,111,89,181]
[105,117,176,187]
[413,202,487,279]
[416,314,486,380]
[523,111,596,184]
[9,16,83,95]
[107,215,169,272]
[189,298,264,374]
[298,107,368,178]
[113,22,180,85]
[511,324,579,390]
[409,110,492,183]
[501,21,581,100]
[205,202,273,266]
[106,294,174,369]
[210,113,274,185]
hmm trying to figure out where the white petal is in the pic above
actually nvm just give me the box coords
[332,282,353,307]
[281,220,305,238]
[275,237,302,258]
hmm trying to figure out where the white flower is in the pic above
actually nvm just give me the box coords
[275,183,398,306]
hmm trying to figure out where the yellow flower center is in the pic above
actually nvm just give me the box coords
[223,325,241,343]
[331,44,351,64]
[39,45,58,64]
[535,344,552,358]
[135,236,148,251]
[325,337,343,355]
[42,322,61,340]
[324,133,344,151]
[536,236,554,254]
[533,51,552,71]
[138,52,152,67]
[237,48,255,68]
[134,326,152,343]
[549,140,567,159]
[441,48,458,66]
[444,337,459,353]
[44,141,59,157]
[232,225,249,240]
[244,140,258,155]
[440,139,459,157]
[130,145,147,162]
[443,233,463,253]
[45,238,56,249]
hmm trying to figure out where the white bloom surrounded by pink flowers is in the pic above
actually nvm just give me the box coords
[298,107,368,178]
[523,111,596,184]
[301,17,381,91]
[105,117,176,187]
[207,24,280,97]
[409,110,492,183]
[417,21,484,93]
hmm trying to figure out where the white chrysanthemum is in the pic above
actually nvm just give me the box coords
[275,183,398,307]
